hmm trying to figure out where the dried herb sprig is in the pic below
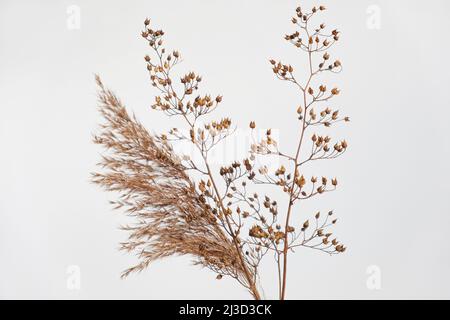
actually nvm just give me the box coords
[260,4,348,299]
[93,4,348,300]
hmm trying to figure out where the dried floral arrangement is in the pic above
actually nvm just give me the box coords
[92,4,348,300]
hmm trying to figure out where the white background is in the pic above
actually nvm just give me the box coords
[1,0,450,299]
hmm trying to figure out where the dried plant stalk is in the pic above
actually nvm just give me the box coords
[93,4,348,300]
[92,77,259,298]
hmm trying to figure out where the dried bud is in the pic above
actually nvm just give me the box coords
[341,140,348,148]
[332,110,339,120]
[276,165,286,176]
[244,159,252,171]
[332,178,338,186]
[249,225,269,239]
[249,121,256,129]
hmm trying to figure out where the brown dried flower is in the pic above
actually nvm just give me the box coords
[93,4,349,300]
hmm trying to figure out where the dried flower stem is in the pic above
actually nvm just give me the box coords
[273,5,346,299]
[280,17,315,301]
[178,111,261,299]
[93,4,348,300]
[204,160,262,299]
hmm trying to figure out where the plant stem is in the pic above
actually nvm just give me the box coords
[280,42,314,300]
[203,159,261,300]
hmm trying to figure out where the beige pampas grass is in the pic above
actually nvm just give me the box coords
[92,76,260,298]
